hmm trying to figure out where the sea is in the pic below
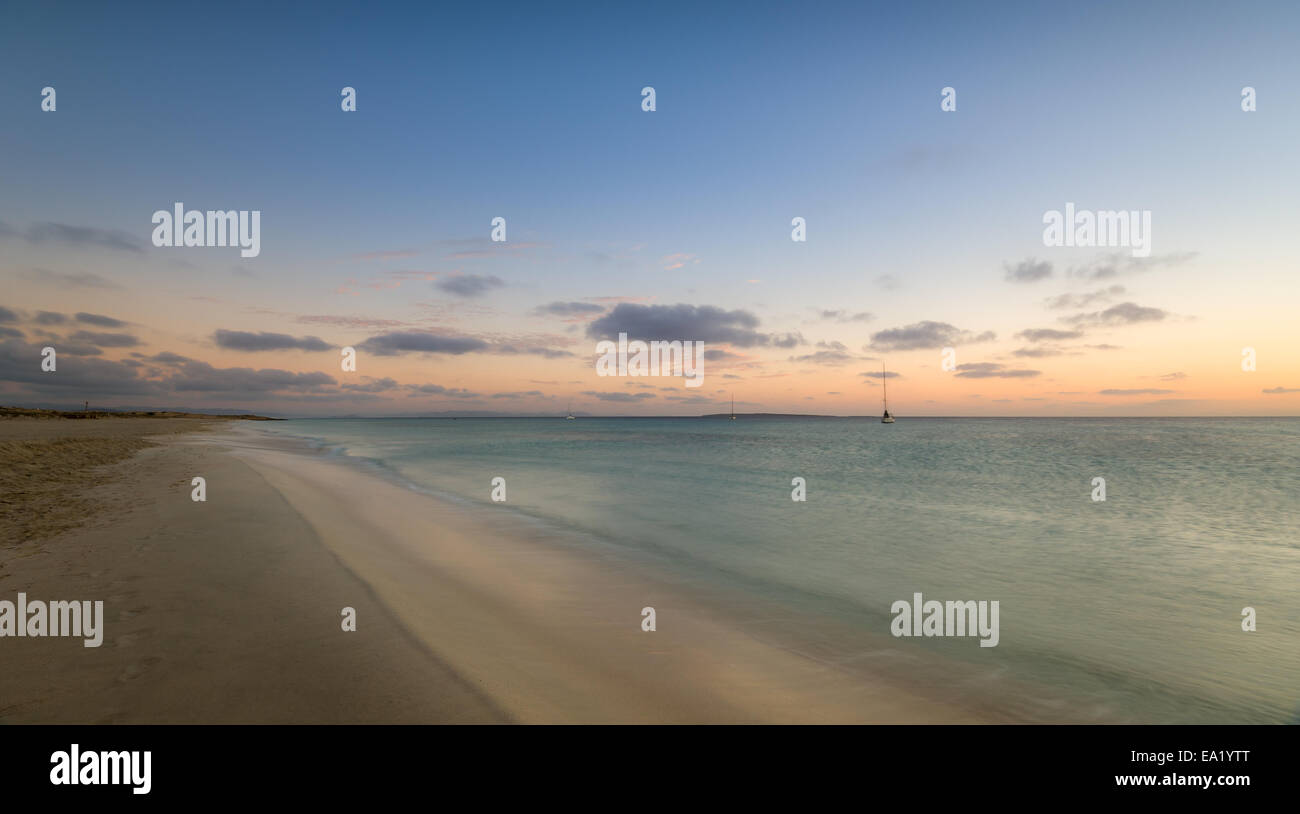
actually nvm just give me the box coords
[250,416,1300,724]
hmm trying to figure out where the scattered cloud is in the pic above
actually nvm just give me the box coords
[869,321,995,351]
[587,303,802,348]
[20,268,123,289]
[1004,258,1053,284]
[1044,285,1125,310]
[533,301,607,317]
[436,274,505,298]
[661,253,699,271]
[1068,252,1196,281]
[170,361,336,392]
[954,362,1041,379]
[495,344,575,358]
[358,331,490,356]
[213,330,333,352]
[1016,328,1084,342]
[817,309,873,323]
[75,312,127,328]
[581,390,657,402]
[68,330,140,347]
[20,222,144,253]
[1062,302,1168,327]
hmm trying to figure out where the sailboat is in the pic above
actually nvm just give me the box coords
[565,399,576,420]
[729,393,737,420]
[881,363,895,423]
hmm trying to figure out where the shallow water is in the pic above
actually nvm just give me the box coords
[253,416,1300,723]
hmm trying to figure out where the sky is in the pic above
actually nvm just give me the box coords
[2,0,1298,416]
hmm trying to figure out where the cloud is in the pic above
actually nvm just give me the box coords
[490,390,544,399]
[1068,252,1196,281]
[75,312,127,328]
[587,303,801,348]
[494,344,575,359]
[0,339,158,395]
[860,370,901,379]
[875,274,901,291]
[1062,302,1168,327]
[295,314,411,330]
[20,268,123,289]
[358,331,490,356]
[788,349,855,365]
[706,349,747,362]
[818,310,874,323]
[1158,372,1187,381]
[1016,328,1084,342]
[581,390,657,402]
[954,363,1041,379]
[213,330,332,352]
[436,274,505,297]
[407,383,479,397]
[0,327,24,339]
[1098,388,1175,395]
[68,330,140,347]
[146,352,192,364]
[21,222,144,253]
[35,311,67,324]
[1004,258,1053,283]
[869,321,995,351]
[1012,347,1063,358]
[341,377,400,393]
[169,361,336,392]
[661,253,699,271]
[1044,285,1125,310]
[1263,386,1300,394]
[0,306,18,323]
[533,301,607,317]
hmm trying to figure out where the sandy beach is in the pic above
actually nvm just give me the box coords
[1,416,989,723]
[0,417,507,723]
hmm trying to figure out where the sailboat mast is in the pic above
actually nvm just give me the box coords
[882,363,887,410]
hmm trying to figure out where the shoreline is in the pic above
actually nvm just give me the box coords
[1,417,1060,723]
[211,423,1003,723]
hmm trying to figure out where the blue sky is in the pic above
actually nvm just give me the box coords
[2,0,1298,415]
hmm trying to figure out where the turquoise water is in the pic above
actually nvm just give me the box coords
[256,417,1300,723]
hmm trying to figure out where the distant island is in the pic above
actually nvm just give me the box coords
[1,406,282,421]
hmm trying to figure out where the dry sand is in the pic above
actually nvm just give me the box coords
[1,417,987,723]
[0,418,508,723]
